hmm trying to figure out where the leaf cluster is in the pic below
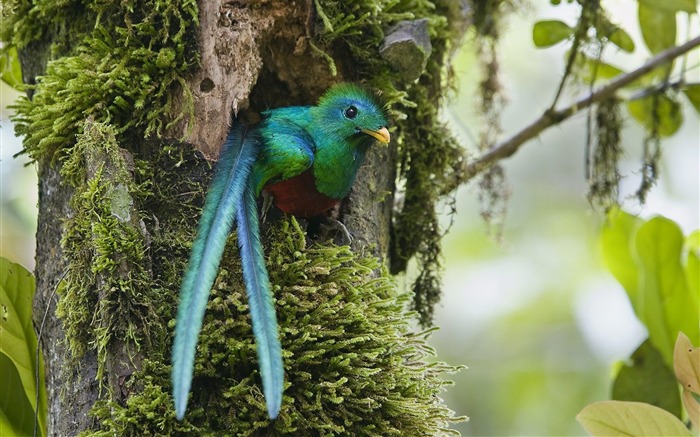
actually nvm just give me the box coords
[577,333,700,436]
[579,209,700,435]
[600,209,699,366]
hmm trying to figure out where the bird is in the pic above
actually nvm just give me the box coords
[171,83,390,421]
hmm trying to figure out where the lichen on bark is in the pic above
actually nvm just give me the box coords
[58,120,156,392]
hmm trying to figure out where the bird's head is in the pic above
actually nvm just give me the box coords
[313,83,390,147]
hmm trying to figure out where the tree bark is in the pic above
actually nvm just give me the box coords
[34,162,99,434]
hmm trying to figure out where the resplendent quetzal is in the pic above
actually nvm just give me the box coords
[172,83,390,420]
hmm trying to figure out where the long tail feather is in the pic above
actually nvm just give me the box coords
[172,126,257,420]
[236,177,284,419]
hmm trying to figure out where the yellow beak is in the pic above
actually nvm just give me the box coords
[361,127,391,145]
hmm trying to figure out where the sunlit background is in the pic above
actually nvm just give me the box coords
[1,1,698,435]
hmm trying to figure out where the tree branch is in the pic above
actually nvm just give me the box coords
[465,35,700,179]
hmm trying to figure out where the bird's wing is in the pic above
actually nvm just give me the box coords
[252,116,315,192]
[172,124,258,420]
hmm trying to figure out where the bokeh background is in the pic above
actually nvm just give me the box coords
[1,1,697,435]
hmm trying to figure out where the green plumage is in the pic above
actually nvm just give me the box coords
[172,83,389,420]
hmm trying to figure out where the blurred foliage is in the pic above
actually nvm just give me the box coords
[0,46,22,90]
[534,0,699,207]
[578,209,700,435]
[600,209,699,367]
[577,399,693,437]
[435,200,612,435]
[1,0,698,435]
[612,340,681,418]
[578,334,700,436]
[0,257,46,436]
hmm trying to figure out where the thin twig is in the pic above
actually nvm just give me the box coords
[549,0,595,110]
[465,35,700,180]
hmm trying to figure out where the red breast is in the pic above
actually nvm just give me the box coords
[264,170,339,218]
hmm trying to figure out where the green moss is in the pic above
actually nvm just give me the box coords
[313,0,468,325]
[0,0,92,58]
[9,0,198,163]
[85,360,201,436]
[4,0,200,390]
[57,121,157,384]
[86,217,465,435]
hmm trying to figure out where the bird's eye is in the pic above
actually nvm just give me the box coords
[344,106,358,119]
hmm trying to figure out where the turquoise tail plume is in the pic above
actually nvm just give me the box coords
[172,126,263,420]
[236,179,284,419]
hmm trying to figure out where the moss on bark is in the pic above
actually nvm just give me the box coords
[4,0,469,433]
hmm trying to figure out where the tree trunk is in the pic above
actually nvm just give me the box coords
[13,0,467,434]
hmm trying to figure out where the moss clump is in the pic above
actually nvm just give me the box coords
[8,0,198,163]
[587,98,623,209]
[58,120,157,387]
[86,360,201,436]
[0,0,92,60]
[314,0,468,325]
[86,216,464,435]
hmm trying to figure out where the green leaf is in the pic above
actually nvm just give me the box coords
[0,258,46,436]
[579,56,626,85]
[577,400,692,436]
[600,208,643,299]
[608,27,635,52]
[601,213,699,369]
[627,94,683,137]
[532,20,573,48]
[682,83,700,113]
[0,46,23,91]
[635,217,699,366]
[638,3,677,55]
[638,0,698,14]
[0,352,36,437]
[612,340,682,419]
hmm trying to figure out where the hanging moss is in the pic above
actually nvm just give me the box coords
[468,1,518,241]
[634,93,667,204]
[313,0,469,325]
[86,217,465,436]
[587,98,623,209]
